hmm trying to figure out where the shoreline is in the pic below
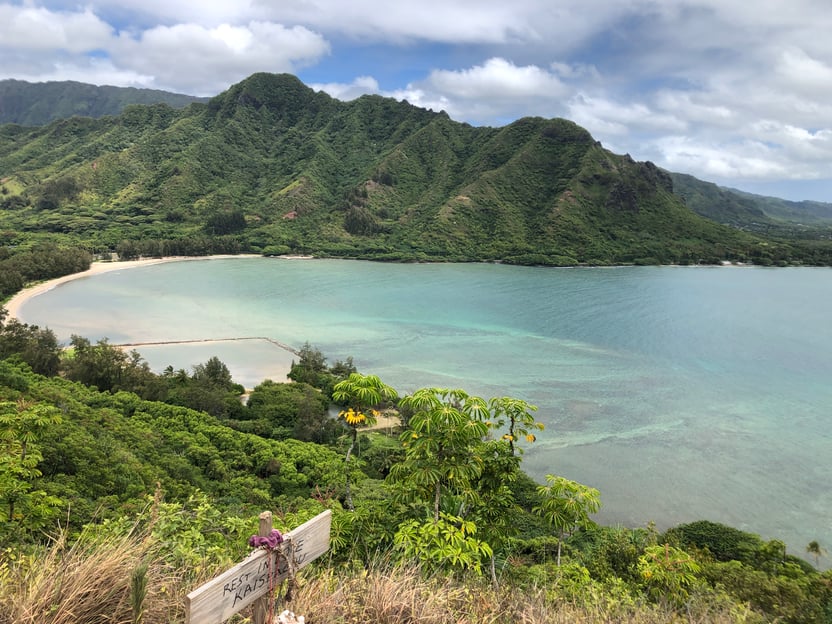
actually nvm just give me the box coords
[3,254,260,321]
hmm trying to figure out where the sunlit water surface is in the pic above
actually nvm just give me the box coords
[18,258,832,559]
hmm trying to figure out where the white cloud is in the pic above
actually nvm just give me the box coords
[253,0,539,44]
[310,76,380,100]
[774,48,832,97]
[0,4,112,52]
[568,94,687,137]
[654,135,790,180]
[425,57,568,99]
[112,21,330,95]
[3,0,832,197]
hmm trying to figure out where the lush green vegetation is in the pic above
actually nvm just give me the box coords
[0,79,205,126]
[2,72,832,622]
[3,72,829,267]
[0,311,830,622]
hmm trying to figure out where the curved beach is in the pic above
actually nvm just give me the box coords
[4,255,258,321]
[3,254,299,387]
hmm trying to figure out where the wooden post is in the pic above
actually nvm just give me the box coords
[252,511,273,624]
[185,510,331,624]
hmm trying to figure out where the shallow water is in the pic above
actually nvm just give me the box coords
[18,258,832,559]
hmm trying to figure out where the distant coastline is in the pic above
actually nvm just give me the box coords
[4,254,261,321]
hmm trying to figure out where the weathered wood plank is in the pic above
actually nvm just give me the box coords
[185,510,332,624]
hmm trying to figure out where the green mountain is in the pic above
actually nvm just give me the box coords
[670,171,832,232]
[0,79,205,126]
[0,72,817,265]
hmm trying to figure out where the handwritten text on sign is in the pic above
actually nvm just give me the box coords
[185,510,331,624]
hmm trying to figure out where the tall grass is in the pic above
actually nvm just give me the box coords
[0,535,752,624]
[283,563,752,624]
[0,526,188,624]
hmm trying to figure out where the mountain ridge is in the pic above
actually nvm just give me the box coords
[0,72,828,265]
[0,78,206,126]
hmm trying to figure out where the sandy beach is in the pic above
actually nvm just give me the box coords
[3,255,259,321]
[2,254,301,387]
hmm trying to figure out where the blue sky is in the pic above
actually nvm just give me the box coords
[2,0,831,202]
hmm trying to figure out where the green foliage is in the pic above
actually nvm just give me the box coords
[3,72,826,266]
[0,319,61,376]
[0,324,829,620]
[390,388,490,521]
[534,474,601,566]
[0,79,203,126]
[393,512,492,576]
[0,398,63,536]
[664,519,766,564]
[0,358,348,530]
[287,342,341,393]
[637,544,701,605]
[0,242,91,299]
[488,396,543,455]
[238,379,331,441]
[699,559,832,623]
[332,373,398,510]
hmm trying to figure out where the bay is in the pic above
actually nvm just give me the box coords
[17,258,832,560]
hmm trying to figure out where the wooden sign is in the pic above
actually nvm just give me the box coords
[185,510,332,624]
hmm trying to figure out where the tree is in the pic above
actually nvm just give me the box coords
[389,387,489,522]
[0,398,63,533]
[191,356,235,390]
[393,512,493,576]
[806,540,827,568]
[331,372,397,510]
[288,342,331,390]
[471,438,522,587]
[0,319,61,376]
[637,544,701,605]
[534,474,601,566]
[488,396,543,455]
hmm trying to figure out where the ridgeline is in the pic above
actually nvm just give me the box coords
[2,72,830,267]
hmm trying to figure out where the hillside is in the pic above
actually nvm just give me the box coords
[2,72,812,265]
[0,336,830,622]
[670,171,832,234]
[0,79,205,126]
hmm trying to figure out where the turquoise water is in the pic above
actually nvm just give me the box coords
[18,258,832,560]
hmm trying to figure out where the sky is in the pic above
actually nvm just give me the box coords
[2,1,831,202]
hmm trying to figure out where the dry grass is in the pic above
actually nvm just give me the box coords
[280,564,751,624]
[0,537,752,624]
[0,527,193,624]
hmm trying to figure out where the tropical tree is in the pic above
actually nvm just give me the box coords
[0,398,63,533]
[806,540,827,568]
[393,511,493,576]
[471,438,522,587]
[637,543,701,605]
[534,474,601,565]
[332,372,397,510]
[488,396,543,455]
[388,387,489,522]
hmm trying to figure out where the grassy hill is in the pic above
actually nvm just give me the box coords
[2,72,812,266]
[0,79,205,126]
